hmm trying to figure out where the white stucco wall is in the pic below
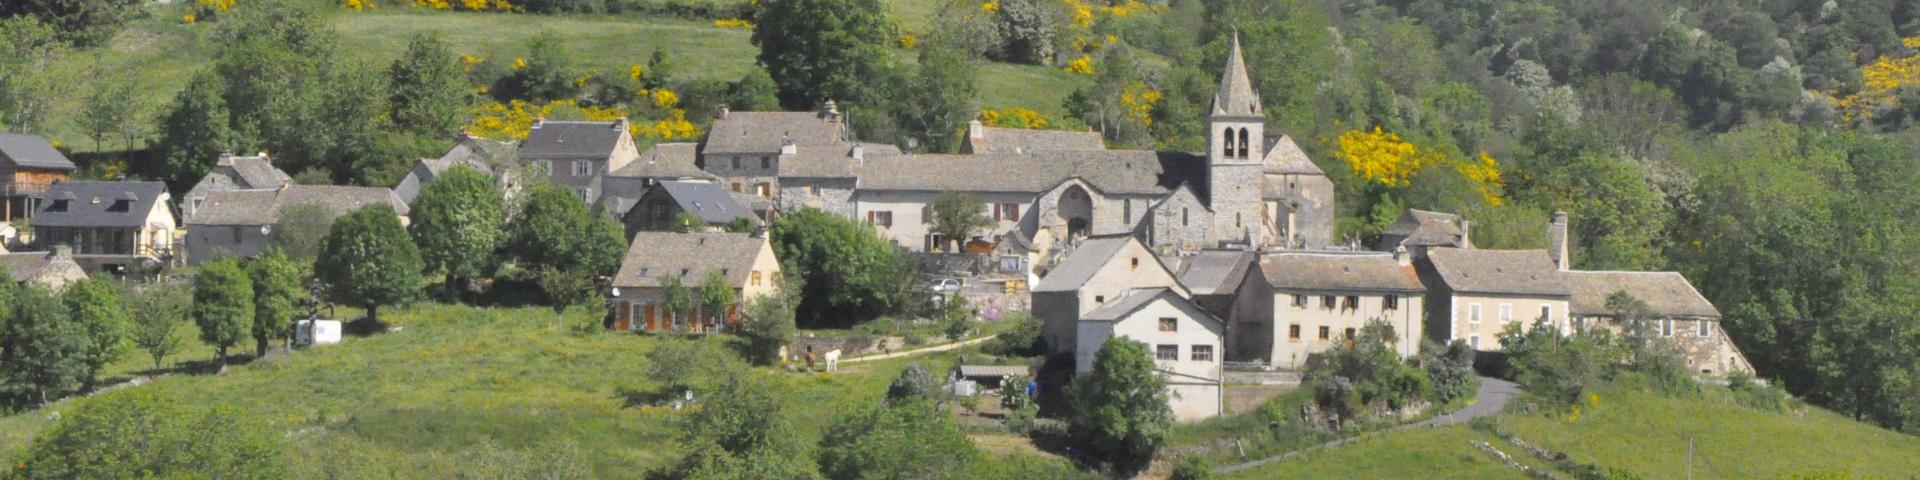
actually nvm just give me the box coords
[1262,291,1424,369]
[1445,294,1570,351]
[1074,294,1225,422]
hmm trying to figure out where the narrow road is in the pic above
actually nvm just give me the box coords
[1217,376,1520,474]
[838,334,997,364]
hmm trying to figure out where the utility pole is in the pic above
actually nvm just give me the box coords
[1687,436,1694,480]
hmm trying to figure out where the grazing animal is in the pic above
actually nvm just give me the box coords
[824,349,842,373]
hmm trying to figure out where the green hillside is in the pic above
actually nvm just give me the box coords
[1226,383,1920,479]
[0,304,1010,477]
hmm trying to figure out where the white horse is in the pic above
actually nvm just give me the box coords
[823,349,842,373]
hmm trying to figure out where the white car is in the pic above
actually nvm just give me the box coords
[929,278,962,294]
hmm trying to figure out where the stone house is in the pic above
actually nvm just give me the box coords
[700,104,853,202]
[1562,270,1755,377]
[185,184,408,264]
[620,180,758,236]
[597,142,714,217]
[181,152,290,223]
[1376,208,1469,258]
[1418,247,1572,351]
[608,231,783,333]
[33,181,177,271]
[394,135,521,207]
[0,246,88,291]
[1074,287,1225,422]
[1164,250,1272,362]
[1254,251,1426,368]
[519,119,640,204]
[960,121,1105,154]
[0,134,76,222]
[1032,234,1186,355]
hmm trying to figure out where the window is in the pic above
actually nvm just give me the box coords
[47,199,68,212]
[809,183,821,195]
[637,267,649,277]
[731,183,743,193]
[1155,345,1178,361]
[750,271,763,286]
[1321,295,1336,309]
[231,226,242,242]
[1344,327,1356,339]
[572,160,593,176]
[1469,335,1481,349]
[1661,318,1674,337]
[1156,317,1179,332]
[1288,324,1301,340]
[1498,304,1513,323]
[1317,326,1331,340]
[1123,199,1132,221]
[1469,304,1482,324]
[1222,127,1236,157]
[868,211,892,228]
[761,157,771,169]
[756,183,771,198]
[1540,305,1552,322]
[1237,128,1250,158]
[1236,212,1242,228]
[731,157,741,169]
[1182,207,1189,226]
[106,200,131,213]
[535,160,552,175]
[1384,295,1399,310]
[1191,345,1214,361]
[999,256,1022,273]
[998,203,1020,221]
[1292,294,1307,308]
[1094,295,1105,304]
[1698,320,1712,337]
[1342,295,1359,310]
[575,187,592,201]
[1130,257,1140,270]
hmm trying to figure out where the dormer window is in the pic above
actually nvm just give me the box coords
[47,199,69,212]
[106,199,132,213]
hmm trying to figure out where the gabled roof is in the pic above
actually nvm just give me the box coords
[1563,271,1720,318]
[0,134,76,171]
[611,232,768,289]
[190,185,407,226]
[1167,250,1255,296]
[520,121,627,159]
[437,135,516,165]
[1033,235,1136,293]
[1383,209,1465,247]
[781,143,897,179]
[651,181,757,225]
[611,143,709,179]
[1262,135,1322,175]
[1425,247,1571,297]
[703,111,847,155]
[34,181,169,229]
[857,150,1206,196]
[966,127,1106,154]
[1212,33,1262,118]
[1080,288,1220,327]
[0,249,80,285]
[1262,251,1425,293]
[185,154,292,211]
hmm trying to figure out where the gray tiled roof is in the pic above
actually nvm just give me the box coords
[1080,288,1180,322]
[968,127,1105,154]
[1168,250,1255,296]
[0,134,76,171]
[958,365,1031,378]
[1383,209,1465,247]
[1563,271,1719,318]
[190,185,407,226]
[611,232,766,288]
[782,143,897,179]
[1212,35,1261,118]
[185,155,292,217]
[1261,251,1425,293]
[610,143,709,179]
[34,181,170,228]
[857,150,1205,195]
[654,181,757,225]
[702,111,846,155]
[1034,235,1138,292]
[521,121,627,159]
[1425,247,1571,296]
[1262,135,1323,175]
[0,251,58,282]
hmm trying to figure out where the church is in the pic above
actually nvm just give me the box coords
[596,36,1335,258]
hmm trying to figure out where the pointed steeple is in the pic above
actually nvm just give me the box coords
[1212,31,1261,118]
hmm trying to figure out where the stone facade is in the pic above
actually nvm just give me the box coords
[1144,186,1211,254]
[777,178,857,217]
[1264,172,1336,248]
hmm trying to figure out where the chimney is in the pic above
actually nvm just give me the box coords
[1286,211,1297,249]
[280,180,292,191]
[218,150,235,166]
[967,119,984,141]
[1549,210,1570,270]
[821,99,840,123]
[50,245,72,260]
[851,143,865,162]
[614,116,629,131]
[1460,219,1473,249]
[780,139,797,156]
[717,104,730,120]
[1395,245,1411,267]
[533,116,546,128]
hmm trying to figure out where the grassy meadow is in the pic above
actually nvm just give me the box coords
[0,303,1005,477]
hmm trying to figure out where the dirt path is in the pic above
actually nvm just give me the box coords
[837,335,998,364]
[1216,376,1520,474]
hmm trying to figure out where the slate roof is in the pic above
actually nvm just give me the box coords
[782,143,898,179]
[0,134,76,171]
[0,250,72,284]
[1033,235,1138,293]
[1383,209,1464,247]
[34,181,169,229]
[857,150,1206,196]
[520,121,627,159]
[611,232,767,288]
[1262,135,1323,175]
[185,154,292,215]
[437,136,516,165]
[958,365,1031,379]
[652,181,757,225]
[1212,34,1262,118]
[1424,247,1571,296]
[1261,252,1425,293]
[1563,271,1720,318]
[1168,250,1255,296]
[190,185,407,226]
[703,111,846,155]
[968,127,1106,154]
[1081,288,1181,322]
[610,143,710,179]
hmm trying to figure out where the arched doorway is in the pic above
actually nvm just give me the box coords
[1057,185,1093,239]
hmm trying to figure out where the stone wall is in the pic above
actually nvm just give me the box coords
[1146,187,1210,253]
[777,178,856,217]
[1209,162,1266,246]
[1264,172,1336,248]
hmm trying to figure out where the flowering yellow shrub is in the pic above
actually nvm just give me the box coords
[649,110,699,140]
[1336,127,1429,187]
[413,0,451,9]
[1457,151,1505,206]
[629,65,646,82]
[468,99,701,141]
[197,0,235,12]
[651,89,680,109]
[899,33,918,49]
[1119,82,1162,128]
[183,14,197,23]
[340,0,376,9]
[459,54,482,71]
[511,57,528,70]
[980,107,1050,129]
[1064,55,1093,75]
[713,18,754,29]
[1831,36,1920,125]
[982,1,999,12]
[1068,1,1094,28]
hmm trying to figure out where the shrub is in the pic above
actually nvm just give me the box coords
[1727,372,1794,412]
[1304,319,1432,427]
[1068,337,1169,475]
[1422,339,1479,405]
[17,390,286,479]
[887,362,939,403]
[1169,456,1213,480]
[984,312,1045,357]
[1499,318,1620,406]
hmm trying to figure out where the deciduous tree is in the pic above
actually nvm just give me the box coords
[127,284,188,370]
[928,191,991,252]
[193,260,254,371]
[59,278,130,389]
[409,165,504,297]
[1068,337,1170,474]
[248,248,303,357]
[314,203,422,325]
[751,0,897,110]
[387,31,468,137]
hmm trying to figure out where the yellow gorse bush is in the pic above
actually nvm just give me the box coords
[1064,55,1093,75]
[713,18,754,29]
[1120,82,1162,128]
[1337,127,1429,187]
[1458,151,1505,206]
[1830,36,1920,125]
[651,89,680,109]
[980,107,1050,129]
[196,0,235,12]
[982,1,999,12]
